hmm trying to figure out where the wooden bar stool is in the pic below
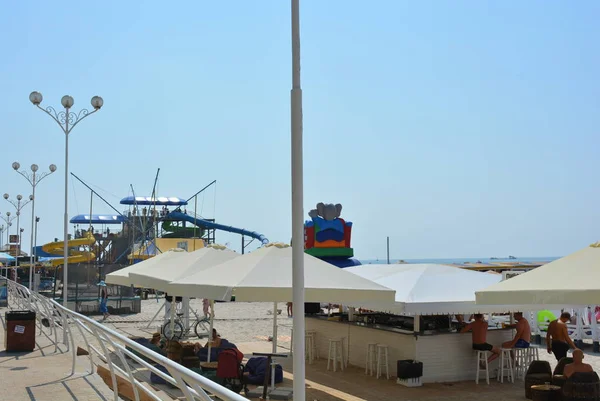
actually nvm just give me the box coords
[498,348,514,383]
[365,342,378,376]
[327,338,345,372]
[376,344,390,379]
[306,330,318,360]
[475,351,490,385]
[514,348,529,380]
[305,333,314,364]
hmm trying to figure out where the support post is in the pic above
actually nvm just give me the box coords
[386,236,390,264]
[290,1,306,399]
[590,306,599,353]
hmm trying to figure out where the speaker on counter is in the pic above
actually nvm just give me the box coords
[304,302,321,314]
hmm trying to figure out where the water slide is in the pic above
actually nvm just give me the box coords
[161,220,201,237]
[41,233,96,267]
[168,211,269,245]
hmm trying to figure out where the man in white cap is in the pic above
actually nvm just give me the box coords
[98,281,109,320]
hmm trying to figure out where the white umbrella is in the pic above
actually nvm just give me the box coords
[168,244,394,376]
[128,246,239,362]
[347,263,505,314]
[476,244,600,306]
[166,245,396,303]
[128,247,239,292]
[105,248,188,286]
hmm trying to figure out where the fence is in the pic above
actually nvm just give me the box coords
[6,279,248,401]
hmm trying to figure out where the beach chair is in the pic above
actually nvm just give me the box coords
[216,348,247,395]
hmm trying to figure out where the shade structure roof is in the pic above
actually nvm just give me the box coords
[345,263,523,314]
[0,252,15,262]
[120,196,188,206]
[105,248,189,286]
[128,247,239,293]
[476,244,600,306]
[166,245,395,303]
[70,214,126,224]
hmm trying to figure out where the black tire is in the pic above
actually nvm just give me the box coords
[163,321,184,340]
[194,318,210,338]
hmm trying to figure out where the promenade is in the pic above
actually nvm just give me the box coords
[0,307,118,401]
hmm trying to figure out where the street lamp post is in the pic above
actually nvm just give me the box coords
[1,213,15,247]
[290,1,306,400]
[12,162,57,290]
[29,91,103,308]
[34,217,40,278]
[4,194,33,280]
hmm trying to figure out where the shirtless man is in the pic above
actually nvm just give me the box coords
[563,349,594,378]
[461,314,501,365]
[502,312,531,349]
[547,312,576,361]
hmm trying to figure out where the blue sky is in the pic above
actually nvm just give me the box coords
[0,1,598,259]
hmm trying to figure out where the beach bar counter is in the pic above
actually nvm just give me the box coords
[302,263,531,384]
[306,312,514,383]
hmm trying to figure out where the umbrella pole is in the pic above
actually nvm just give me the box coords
[145,300,165,329]
[169,300,175,339]
[207,301,215,363]
[272,302,278,389]
[183,296,190,332]
[591,307,599,352]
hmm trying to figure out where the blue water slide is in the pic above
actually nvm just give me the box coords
[168,211,269,245]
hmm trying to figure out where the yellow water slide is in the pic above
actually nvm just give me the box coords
[42,233,96,267]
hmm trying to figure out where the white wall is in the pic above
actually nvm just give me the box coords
[306,318,515,383]
[416,329,513,383]
[306,318,416,375]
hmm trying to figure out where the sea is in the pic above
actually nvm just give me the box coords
[358,256,559,265]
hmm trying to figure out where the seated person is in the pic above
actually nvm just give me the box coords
[194,329,222,353]
[150,332,161,346]
[461,313,501,365]
[193,329,241,362]
[502,312,531,349]
[564,349,594,378]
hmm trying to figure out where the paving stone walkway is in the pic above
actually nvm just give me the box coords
[0,307,119,401]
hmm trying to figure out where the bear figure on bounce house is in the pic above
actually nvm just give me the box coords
[304,202,361,268]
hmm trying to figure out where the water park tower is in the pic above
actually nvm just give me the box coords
[120,195,269,263]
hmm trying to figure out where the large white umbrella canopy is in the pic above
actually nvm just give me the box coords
[105,248,189,286]
[167,244,395,303]
[476,244,600,306]
[347,263,505,314]
[128,247,239,292]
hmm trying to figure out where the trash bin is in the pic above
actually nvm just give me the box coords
[142,291,148,300]
[5,310,36,352]
[397,359,423,387]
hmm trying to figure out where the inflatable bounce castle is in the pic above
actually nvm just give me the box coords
[304,202,361,268]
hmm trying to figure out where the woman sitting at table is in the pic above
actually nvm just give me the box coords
[194,329,222,353]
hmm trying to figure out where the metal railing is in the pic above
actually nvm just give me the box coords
[6,279,248,401]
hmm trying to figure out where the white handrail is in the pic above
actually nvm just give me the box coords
[6,279,248,401]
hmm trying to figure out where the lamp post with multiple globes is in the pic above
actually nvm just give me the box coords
[3,194,33,279]
[29,91,103,307]
[11,162,57,289]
